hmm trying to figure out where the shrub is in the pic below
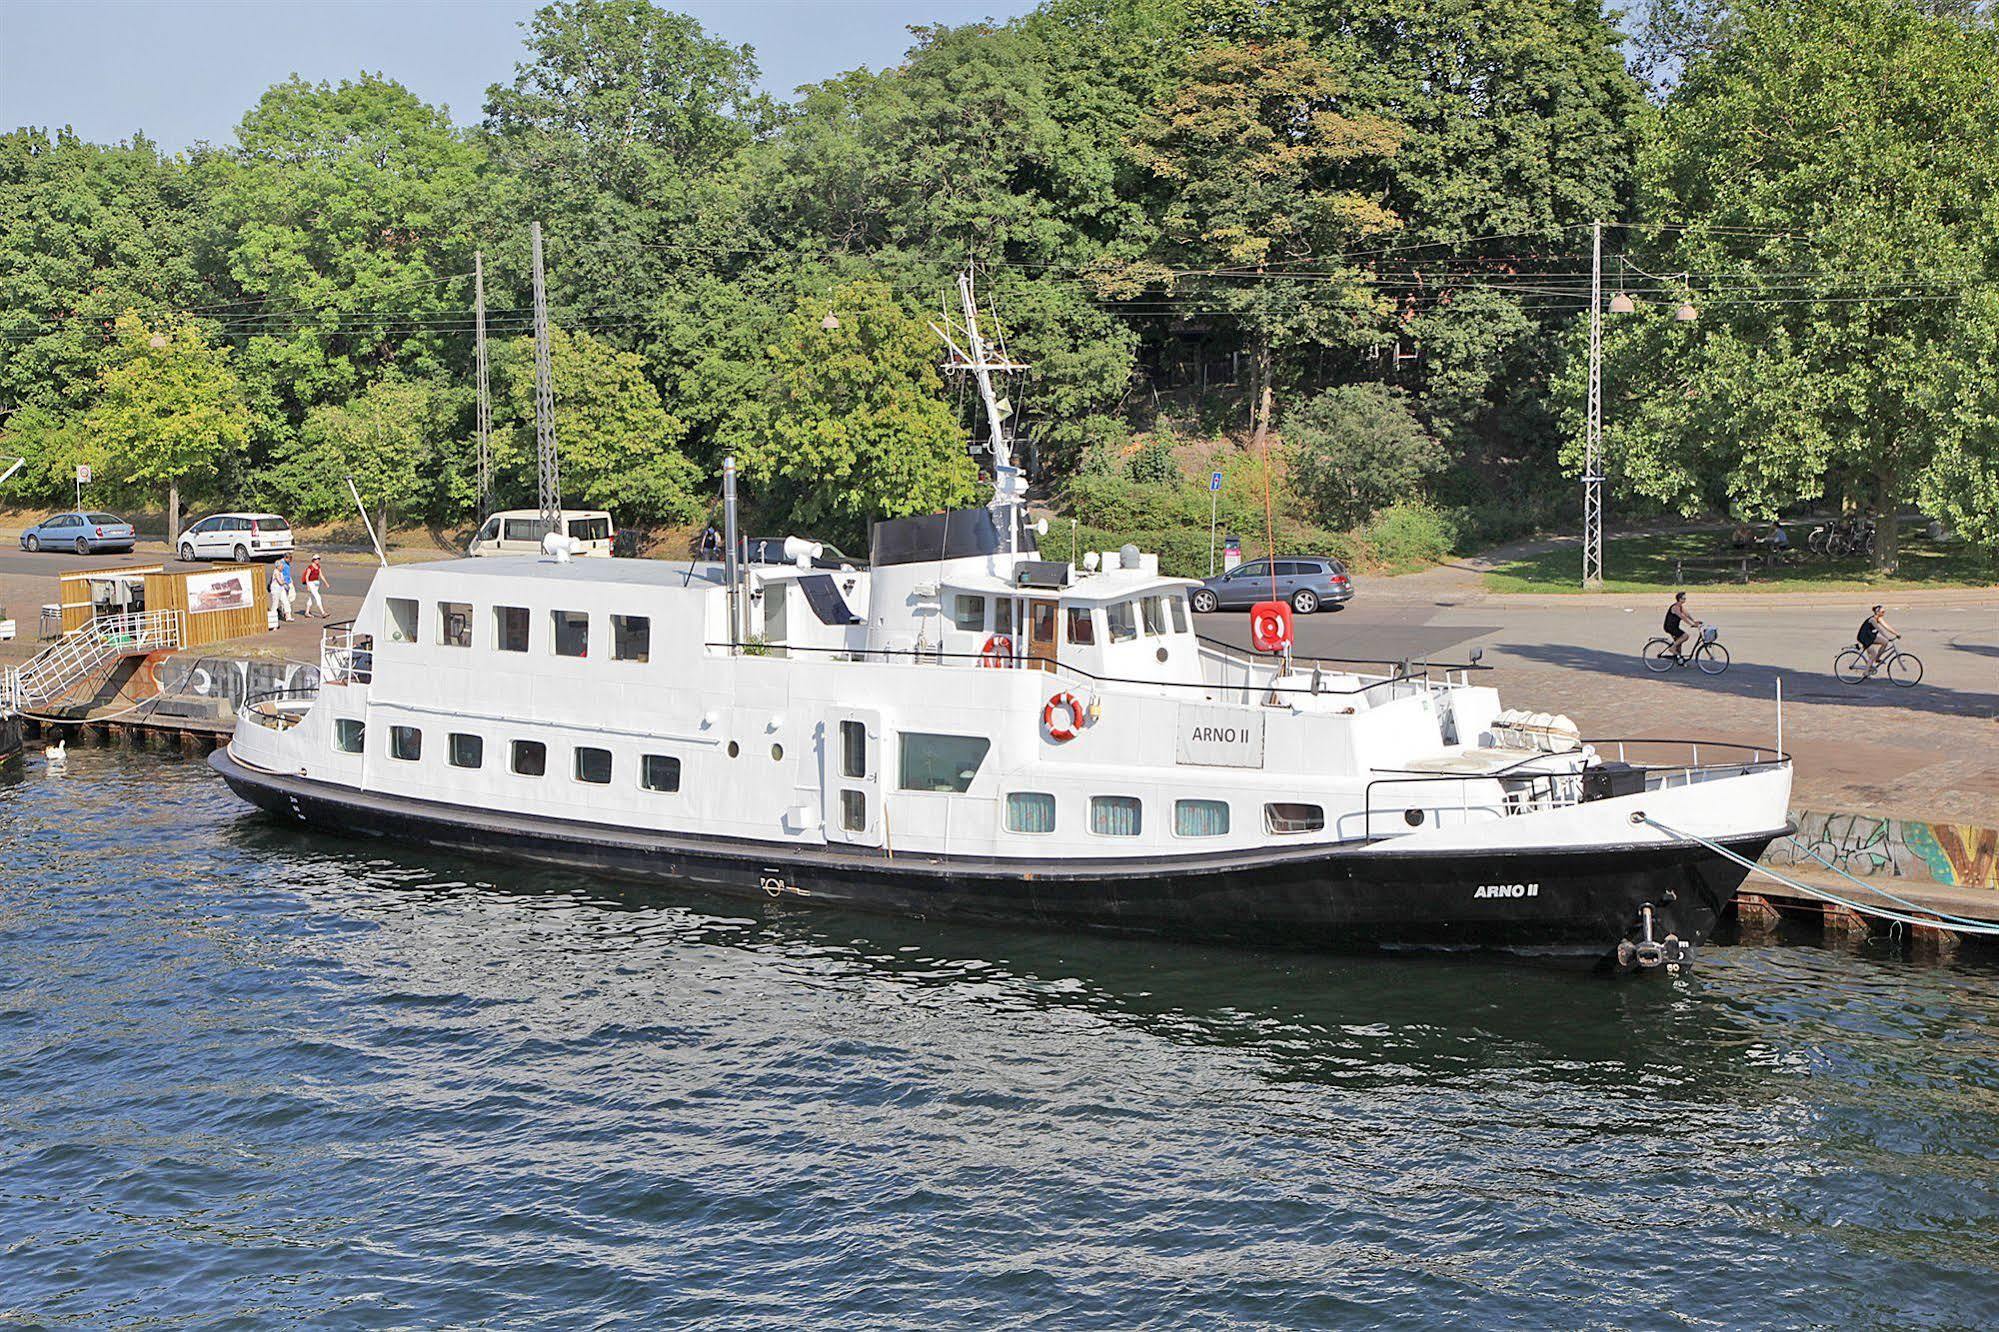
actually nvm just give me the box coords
[1287,383,1447,528]
[1364,502,1458,570]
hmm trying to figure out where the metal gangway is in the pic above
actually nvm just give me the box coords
[0,609,184,715]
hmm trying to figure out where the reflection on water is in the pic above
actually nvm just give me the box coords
[5,749,1999,1327]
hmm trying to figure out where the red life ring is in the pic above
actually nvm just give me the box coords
[980,634,1014,668]
[1042,691,1085,741]
[1250,600,1293,654]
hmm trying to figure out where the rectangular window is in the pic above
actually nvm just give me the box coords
[840,788,866,831]
[575,746,612,784]
[612,614,650,662]
[1265,802,1326,834]
[386,597,418,643]
[448,733,484,769]
[1175,799,1230,838]
[1065,606,1096,646]
[551,610,589,657]
[495,605,530,652]
[388,725,422,762]
[1006,792,1056,834]
[1105,600,1137,643]
[949,594,986,632]
[439,601,473,648]
[1141,595,1166,636]
[840,720,866,779]
[333,718,364,754]
[898,733,992,793]
[640,754,682,792]
[503,517,548,544]
[511,739,547,777]
[994,598,1015,635]
[567,516,611,543]
[1168,596,1189,635]
[1090,795,1143,837]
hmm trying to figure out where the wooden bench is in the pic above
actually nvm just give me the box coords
[1672,554,1754,584]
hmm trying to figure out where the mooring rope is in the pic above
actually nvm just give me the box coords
[1637,814,1999,937]
[1780,834,1999,931]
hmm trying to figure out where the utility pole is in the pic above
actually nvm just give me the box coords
[530,221,561,539]
[474,249,492,517]
[1583,219,1605,590]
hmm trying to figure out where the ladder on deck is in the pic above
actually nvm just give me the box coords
[0,609,184,715]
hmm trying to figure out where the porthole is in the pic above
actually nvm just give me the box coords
[770,743,784,761]
[1155,646,1169,663]
[1404,808,1424,827]
[727,740,741,759]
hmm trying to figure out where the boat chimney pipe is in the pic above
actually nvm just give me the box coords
[722,455,742,650]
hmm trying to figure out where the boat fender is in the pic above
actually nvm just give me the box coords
[980,634,1014,668]
[1043,692,1086,742]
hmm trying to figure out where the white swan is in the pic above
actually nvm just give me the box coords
[43,738,65,766]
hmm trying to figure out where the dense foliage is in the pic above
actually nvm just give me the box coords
[1,0,1991,567]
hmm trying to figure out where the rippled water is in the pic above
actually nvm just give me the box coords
[6,750,1999,1327]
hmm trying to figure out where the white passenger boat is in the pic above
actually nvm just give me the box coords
[213,279,1792,970]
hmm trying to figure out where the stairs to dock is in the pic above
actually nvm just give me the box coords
[0,610,184,716]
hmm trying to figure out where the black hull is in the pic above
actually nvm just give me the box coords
[211,749,1777,966]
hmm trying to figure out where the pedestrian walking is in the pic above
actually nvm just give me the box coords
[302,555,329,617]
[270,554,295,622]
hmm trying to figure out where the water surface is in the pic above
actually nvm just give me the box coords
[4,750,1998,1327]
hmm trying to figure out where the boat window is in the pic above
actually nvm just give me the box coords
[641,755,681,792]
[495,605,530,652]
[333,718,364,754]
[994,598,1015,635]
[898,732,991,793]
[388,725,422,762]
[950,594,986,631]
[1265,802,1326,834]
[840,720,866,779]
[1065,606,1095,645]
[448,733,483,768]
[386,597,418,643]
[1105,600,1137,643]
[567,516,611,543]
[1175,799,1230,837]
[551,610,589,657]
[575,746,612,785]
[612,614,650,662]
[438,601,473,648]
[763,583,788,643]
[1006,792,1056,834]
[1089,795,1142,837]
[1141,595,1166,636]
[512,739,547,777]
[1168,595,1189,634]
[840,789,866,832]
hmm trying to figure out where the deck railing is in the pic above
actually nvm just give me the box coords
[320,621,372,685]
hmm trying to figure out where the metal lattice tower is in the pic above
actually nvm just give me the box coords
[530,221,562,536]
[474,249,492,515]
[1583,219,1605,590]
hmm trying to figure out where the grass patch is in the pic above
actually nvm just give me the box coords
[1483,528,1998,593]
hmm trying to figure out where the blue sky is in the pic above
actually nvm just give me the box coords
[0,0,1033,148]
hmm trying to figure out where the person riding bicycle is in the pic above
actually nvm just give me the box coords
[1857,604,1898,668]
[1664,592,1702,661]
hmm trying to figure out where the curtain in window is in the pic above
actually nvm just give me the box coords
[1175,799,1230,837]
[1007,792,1056,834]
[1090,796,1142,837]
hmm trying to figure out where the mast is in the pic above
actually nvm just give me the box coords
[931,265,1030,550]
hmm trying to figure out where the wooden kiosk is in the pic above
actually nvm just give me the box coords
[57,562,270,648]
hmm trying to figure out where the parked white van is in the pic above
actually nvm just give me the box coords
[468,510,616,558]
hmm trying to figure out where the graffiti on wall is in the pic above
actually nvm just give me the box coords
[1770,810,1999,890]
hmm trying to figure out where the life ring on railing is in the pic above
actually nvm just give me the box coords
[1250,600,1293,654]
[1042,691,1086,742]
[980,634,1014,668]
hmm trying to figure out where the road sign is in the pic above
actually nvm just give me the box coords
[75,464,91,484]
[1209,470,1224,492]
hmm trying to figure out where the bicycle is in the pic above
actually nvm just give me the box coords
[1834,639,1922,686]
[1641,624,1730,675]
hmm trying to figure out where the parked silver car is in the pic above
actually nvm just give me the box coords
[1190,557,1353,615]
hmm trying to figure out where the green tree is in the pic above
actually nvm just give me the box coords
[1131,37,1404,449]
[274,376,459,535]
[83,312,250,542]
[723,280,977,545]
[495,325,703,524]
[1573,0,1999,567]
[1287,382,1445,527]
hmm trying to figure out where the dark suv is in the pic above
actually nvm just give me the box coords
[1191,557,1353,614]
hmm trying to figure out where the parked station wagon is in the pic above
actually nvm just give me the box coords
[1190,557,1353,615]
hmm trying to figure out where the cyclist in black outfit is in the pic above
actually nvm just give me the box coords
[1857,604,1898,668]
[1664,592,1702,661]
